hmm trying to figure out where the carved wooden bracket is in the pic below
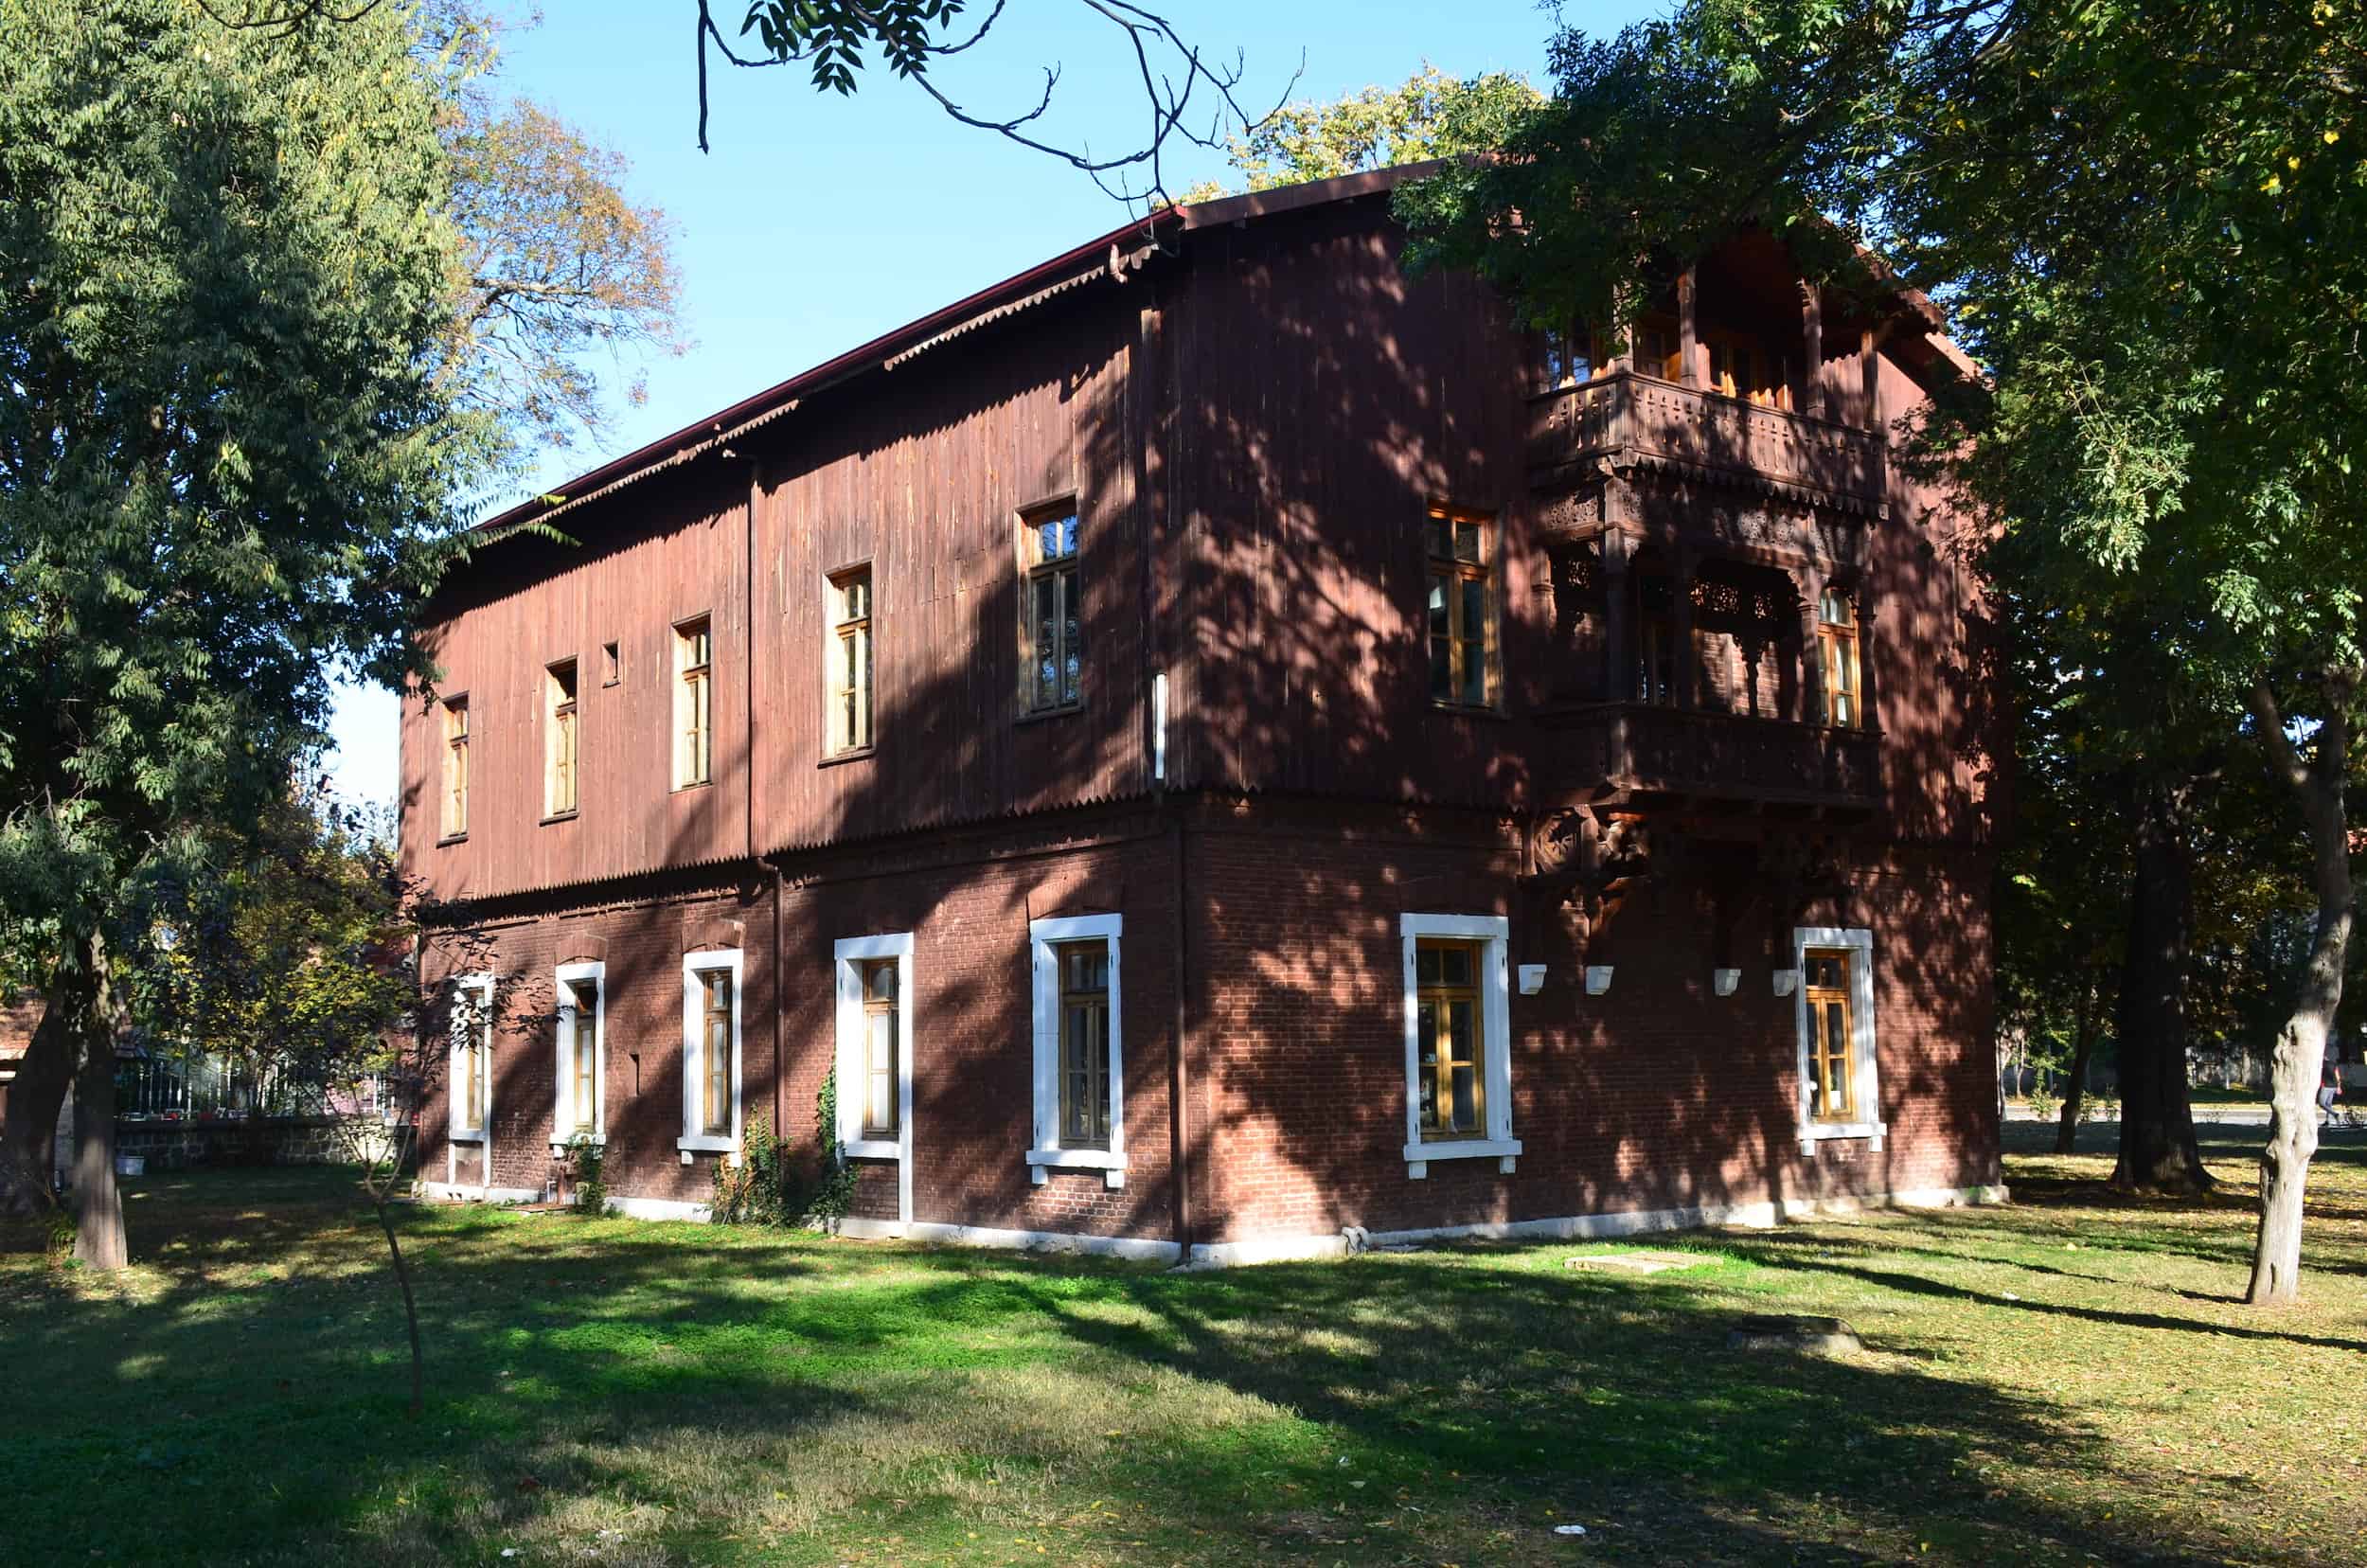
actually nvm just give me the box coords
[1523,805,1664,966]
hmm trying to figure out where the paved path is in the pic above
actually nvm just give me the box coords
[2002,1104,2273,1125]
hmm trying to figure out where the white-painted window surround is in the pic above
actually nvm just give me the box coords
[552,961,605,1152]
[449,972,495,1144]
[1026,913,1126,1188]
[678,949,743,1161]
[833,934,914,1163]
[1399,913,1520,1177]
[1792,925,1885,1153]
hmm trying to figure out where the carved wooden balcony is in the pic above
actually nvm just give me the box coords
[1527,372,1888,515]
[1537,703,1882,813]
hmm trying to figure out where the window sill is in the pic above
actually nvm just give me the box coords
[551,1133,606,1153]
[1027,1147,1127,1188]
[1429,701,1505,721]
[818,745,876,770]
[1799,1120,1885,1155]
[1403,1136,1522,1179]
[450,1128,487,1145]
[843,1137,901,1161]
[539,811,578,827]
[1015,701,1084,727]
[670,779,714,796]
[437,832,469,847]
[677,1133,739,1166]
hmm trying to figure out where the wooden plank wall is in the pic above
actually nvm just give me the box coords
[400,468,753,903]
[748,287,1145,854]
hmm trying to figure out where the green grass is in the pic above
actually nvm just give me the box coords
[9,1126,2367,1566]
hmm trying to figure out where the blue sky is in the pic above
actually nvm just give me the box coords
[327,0,1659,809]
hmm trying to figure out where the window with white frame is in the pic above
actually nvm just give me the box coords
[553,961,604,1148]
[449,973,494,1141]
[833,933,913,1163]
[1026,913,1124,1185]
[679,949,742,1157]
[1791,926,1883,1152]
[1398,914,1520,1177]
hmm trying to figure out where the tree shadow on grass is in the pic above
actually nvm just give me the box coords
[0,1168,2328,1566]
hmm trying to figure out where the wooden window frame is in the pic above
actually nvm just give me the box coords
[551,961,604,1149]
[1018,502,1083,715]
[858,955,900,1138]
[826,564,874,758]
[544,659,579,820]
[834,933,915,1223]
[1791,926,1884,1151]
[448,973,494,1142]
[1425,504,1500,711]
[1414,938,1487,1140]
[673,616,713,790]
[1398,913,1520,1175]
[1817,588,1862,728]
[1057,939,1113,1149]
[678,949,742,1158]
[1027,913,1126,1185]
[601,641,621,687]
[439,695,470,842]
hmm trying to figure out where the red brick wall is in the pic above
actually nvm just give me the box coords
[414,800,1997,1250]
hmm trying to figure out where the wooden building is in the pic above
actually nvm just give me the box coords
[400,167,2005,1261]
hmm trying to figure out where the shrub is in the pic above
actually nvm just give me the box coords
[711,1072,858,1231]
[565,1133,607,1216]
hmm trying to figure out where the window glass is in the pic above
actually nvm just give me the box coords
[861,957,899,1136]
[1415,938,1486,1138]
[1023,509,1084,712]
[1059,939,1112,1148]
[1426,507,1495,709]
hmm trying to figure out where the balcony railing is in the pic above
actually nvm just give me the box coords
[1539,703,1882,811]
[1528,371,1888,510]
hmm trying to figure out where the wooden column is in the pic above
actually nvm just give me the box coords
[1678,266,1700,388]
[1800,283,1824,419]
[1860,323,1886,432]
[1602,530,1631,704]
[1798,571,1827,726]
[1672,549,1698,709]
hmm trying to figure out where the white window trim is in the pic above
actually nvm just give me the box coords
[679,949,744,1161]
[1027,913,1126,1188]
[448,972,495,1145]
[1399,914,1521,1177]
[551,961,605,1153]
[834,932,915,1227]
[1793,925,1886,1153]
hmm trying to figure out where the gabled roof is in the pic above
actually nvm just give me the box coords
[471,160,1963,544]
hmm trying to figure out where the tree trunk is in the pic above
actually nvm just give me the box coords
[372,1194,425,1417]
[2244,677,2355,1306]
[2055,980,2100,1155]
[0,996,73,1213]
[2110,776,2213,1191]
[66,933,127,1272]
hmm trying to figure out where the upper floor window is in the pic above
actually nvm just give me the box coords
[1022,506,1082,713]
[440,696,470,839]
[545,660,578,818]
[1426,505,1496,709]
[1706,331,1794,410]
[674,616,711,788]
[1534,321,1593,392]
[828,567,873,755]
[601,640,621,686]
[1818,589,1861,727]
[1630,317,1683,382]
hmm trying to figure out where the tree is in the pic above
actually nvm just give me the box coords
[1176,65,1540,201]
[0,0,489,1266]
[1398,0,2366,1303]
[122,775,431,1409]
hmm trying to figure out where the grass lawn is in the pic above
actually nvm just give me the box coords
[9,1126,2367,1567]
